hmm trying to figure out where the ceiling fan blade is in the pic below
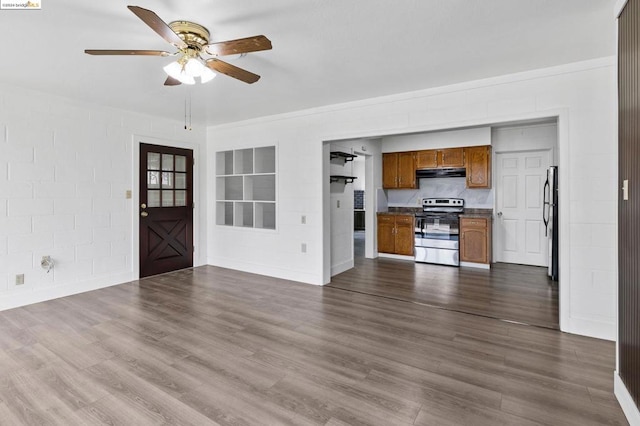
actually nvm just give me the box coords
[206,35,272,56]
[205,58,260,84]
[85,49,171,56]
[127,5,187,49]
[164,76,182,86]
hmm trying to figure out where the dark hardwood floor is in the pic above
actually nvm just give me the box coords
[345,234,558,329]
[0,265,626,425]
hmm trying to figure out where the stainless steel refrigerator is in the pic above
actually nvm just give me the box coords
[543,166,559,281]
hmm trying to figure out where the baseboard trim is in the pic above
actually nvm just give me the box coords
[460,261,490,269]
[331,259,354,277]
[0,272,135,312]
[377,253,414,261]
[207,257,323,285]
[615,372,640,425]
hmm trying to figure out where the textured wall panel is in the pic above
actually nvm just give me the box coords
[618,0,640,410]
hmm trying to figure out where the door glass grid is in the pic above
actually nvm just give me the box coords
[147,152,189,207]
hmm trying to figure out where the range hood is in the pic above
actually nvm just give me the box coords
[416,167,466,178]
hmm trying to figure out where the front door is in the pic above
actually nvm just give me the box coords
[139,143,194,278]
[495,150,550,266]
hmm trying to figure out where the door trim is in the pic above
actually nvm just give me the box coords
[132,135,201,279]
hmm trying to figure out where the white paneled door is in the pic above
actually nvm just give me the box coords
[495,150,550,266]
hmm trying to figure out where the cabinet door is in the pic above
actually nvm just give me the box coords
[465,146,491,188]
[382,153,398,189]
[397,152,416,188]
[460,218,489,263]
[377,215,396,253]
[440,148,465,168]
[416,150,438,169]
[394,216,415,256]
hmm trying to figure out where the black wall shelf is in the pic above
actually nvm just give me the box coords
[330,175,357,184]
[330,151,358,162]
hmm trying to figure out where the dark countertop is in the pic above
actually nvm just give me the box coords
[377,211,415,216]
[460,208,493,219]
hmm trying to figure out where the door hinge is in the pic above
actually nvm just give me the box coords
[193,245,195,253]
[192,202,195,209]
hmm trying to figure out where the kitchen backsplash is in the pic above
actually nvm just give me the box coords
[386,177,494,208]
[354,190,365,209]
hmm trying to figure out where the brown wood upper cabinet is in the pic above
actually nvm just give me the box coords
[383,152,416,189]
[464,145,491,189]
[416,148,465,169]
[377,214,414,256]
[460,217,491,264]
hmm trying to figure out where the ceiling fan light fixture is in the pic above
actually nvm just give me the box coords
[163,57,215,85]
[200,66,216,83]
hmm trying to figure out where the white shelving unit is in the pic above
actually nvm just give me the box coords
[216,146,276,229]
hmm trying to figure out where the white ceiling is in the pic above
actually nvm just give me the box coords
[0,0,615,126]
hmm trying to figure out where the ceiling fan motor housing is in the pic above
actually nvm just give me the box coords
[168,21,210,51]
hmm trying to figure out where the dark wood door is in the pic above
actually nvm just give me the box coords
[139,143,194,278]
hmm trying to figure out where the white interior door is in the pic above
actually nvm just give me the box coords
[495,150,550,266]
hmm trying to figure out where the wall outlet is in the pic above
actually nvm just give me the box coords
[15,274,24,285]
[337,200,340,208]
[125,190,132,199]
[301,243,307,253]
[301,215,306,224]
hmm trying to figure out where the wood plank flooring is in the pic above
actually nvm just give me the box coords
[0,265,626,425]
[340,242,558,329]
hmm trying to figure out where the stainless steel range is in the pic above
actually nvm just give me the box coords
[414,198,464,266]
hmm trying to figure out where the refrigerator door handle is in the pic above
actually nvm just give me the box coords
[543,178,550,237]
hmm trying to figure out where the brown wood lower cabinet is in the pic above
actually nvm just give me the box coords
[460,217,491,264]
[377,214,414,256]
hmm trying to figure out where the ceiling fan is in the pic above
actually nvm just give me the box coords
[85,5,272,86]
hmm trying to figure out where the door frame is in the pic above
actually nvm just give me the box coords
[493,148,553,265]
[132,135,202,279]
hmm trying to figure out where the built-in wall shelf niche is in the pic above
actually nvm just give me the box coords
[330,151,358,162]
[216,146,276,229]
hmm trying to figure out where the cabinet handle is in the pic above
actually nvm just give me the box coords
[443,153,445,163]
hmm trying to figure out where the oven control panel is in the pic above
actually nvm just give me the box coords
[422,198,464,208]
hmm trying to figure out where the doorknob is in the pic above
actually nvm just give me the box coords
[141,211,148,217]
[140,203,147,209]
[497,211,503,217]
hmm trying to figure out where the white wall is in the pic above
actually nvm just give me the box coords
[381,127,491,152]
[0,84,207,311]
[207,57,617,340]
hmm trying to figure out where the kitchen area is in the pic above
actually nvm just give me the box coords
[329,122,560,329]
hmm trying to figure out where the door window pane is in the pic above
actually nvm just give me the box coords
[147,152,160,170]
[161,172,174,189]
[147,171,160,188]
[162,190,174,207]
[162,154,174,171]
[175,173,186,189]
[175,155,187,172]
[175,190,187,206]
[148,190,161,207]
